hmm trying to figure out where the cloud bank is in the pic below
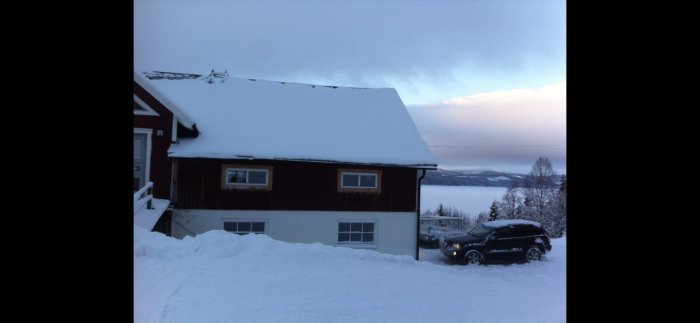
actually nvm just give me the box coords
[135,0,566,103]
[408,82,566,173]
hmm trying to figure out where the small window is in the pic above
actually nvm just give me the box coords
[338,169,381,193]
[222,164,272,190]
[338,222,375,244]
[342,173,377,188]
[224,221,266,235]
[227,169,268,185]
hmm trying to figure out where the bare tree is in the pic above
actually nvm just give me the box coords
[475,212,489,225]
[525,157,557,220]
[460,214,474,231]
[499,181,521,219]
[493,157,567,237]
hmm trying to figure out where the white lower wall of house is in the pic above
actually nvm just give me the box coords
[171,209,417,257]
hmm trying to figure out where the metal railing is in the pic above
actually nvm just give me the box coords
[134,181,154,214]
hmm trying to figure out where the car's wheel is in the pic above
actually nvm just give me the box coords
[463,250,483,265]
[525,246,542,262]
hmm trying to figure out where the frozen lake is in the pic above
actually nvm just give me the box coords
[421,185,507,218]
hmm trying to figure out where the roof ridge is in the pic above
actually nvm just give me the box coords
[142,70,380,90]
[144,70,203,80]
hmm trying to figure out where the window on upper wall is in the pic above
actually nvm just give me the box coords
[337,222,375,244]
[224,221,266,235]
[337,169,382,193]
[221,165,272,190]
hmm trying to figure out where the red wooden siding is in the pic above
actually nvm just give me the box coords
[174,158,418,212]
[134,81,174,199]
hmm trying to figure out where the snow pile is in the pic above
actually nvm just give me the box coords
[135,226,566,323]
[481,219,542,228]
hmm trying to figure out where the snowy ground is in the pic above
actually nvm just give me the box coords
[421,185,507,218]
[135,226,566,323]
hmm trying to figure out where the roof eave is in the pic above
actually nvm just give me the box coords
[134,70,197,130]
[167,154,437,169]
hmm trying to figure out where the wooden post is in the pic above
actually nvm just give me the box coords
[147,185,153,209]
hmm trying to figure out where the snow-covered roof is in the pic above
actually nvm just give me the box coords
[134,70,196,129]
[481,219,542,228]
[136,70,437,167]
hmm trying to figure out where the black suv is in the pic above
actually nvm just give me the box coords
[439,219,551,265]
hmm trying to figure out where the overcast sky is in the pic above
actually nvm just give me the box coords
[135,0,566,174]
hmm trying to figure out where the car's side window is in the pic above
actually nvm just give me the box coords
[525,227,541,236]
[494,227,512,239]
[509,226,528,238]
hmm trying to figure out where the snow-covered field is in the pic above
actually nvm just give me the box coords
[421,185,507,217]
[135,226,566,323]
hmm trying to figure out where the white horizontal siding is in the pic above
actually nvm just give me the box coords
[171,210,416,257]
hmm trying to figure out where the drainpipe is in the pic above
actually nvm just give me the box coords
[416,169,427,260]
[168,157,178,237]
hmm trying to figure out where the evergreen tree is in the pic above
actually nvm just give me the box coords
[488,201,500,221]
[559,174,566,193]
[550,174,567,237]
[436,204,445,217]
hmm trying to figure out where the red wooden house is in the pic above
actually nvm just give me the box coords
[134,70,436,258]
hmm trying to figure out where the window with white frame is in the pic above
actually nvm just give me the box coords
[337,222,375,243]
[338,170,381,193]
[224,221,266,235]
[222,165,272,190]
